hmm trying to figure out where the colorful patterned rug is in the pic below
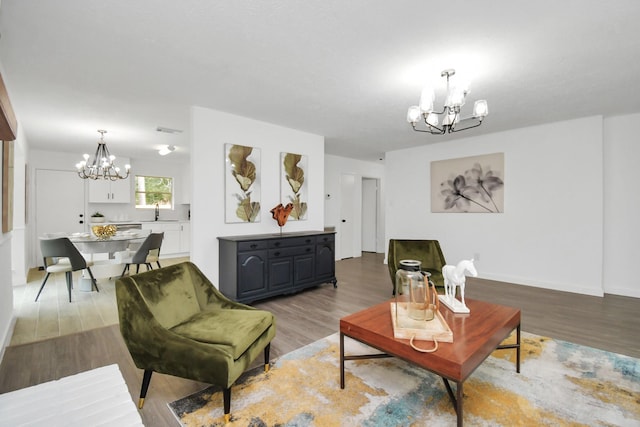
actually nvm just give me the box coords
[168,332,640,426]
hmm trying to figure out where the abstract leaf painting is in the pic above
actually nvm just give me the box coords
[281,152,308,220]
[225,144,261,223]
[431,153,504,213]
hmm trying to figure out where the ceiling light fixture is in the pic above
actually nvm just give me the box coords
[407,69,488,134]
[158,145,176,156]
[75,130,130,180]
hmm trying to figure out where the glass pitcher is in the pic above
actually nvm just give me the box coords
[395,259,438,327]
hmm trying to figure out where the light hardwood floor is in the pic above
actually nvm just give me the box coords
[10,257,189,346]
[1,253,638,427]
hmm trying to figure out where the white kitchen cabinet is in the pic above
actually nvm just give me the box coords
[87,160,132,203]
[141,222,182,255]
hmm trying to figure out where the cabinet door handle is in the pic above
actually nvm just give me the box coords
[250,244,257,249]
[274,251,281,256]
[274,242,281,247]
[305,239,311,243]
[306,248,311,252]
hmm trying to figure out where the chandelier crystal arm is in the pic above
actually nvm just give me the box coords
[411,122,445,134]
[447,117,484,133]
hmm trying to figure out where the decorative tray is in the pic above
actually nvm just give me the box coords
[390,302,453,343]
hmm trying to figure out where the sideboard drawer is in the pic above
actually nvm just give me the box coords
[238,240,269,252]
[269,235,316,249]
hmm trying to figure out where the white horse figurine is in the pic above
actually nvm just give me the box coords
[442,259,478,310]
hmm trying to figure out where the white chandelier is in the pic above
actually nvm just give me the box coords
[76,130,130,180]
[407,69,488,134]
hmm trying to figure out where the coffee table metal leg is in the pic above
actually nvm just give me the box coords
[496,323,521,373]
[516,324,521,373]
[442,378,464,426]
[457,381,463,427]
[340,334,397,389]
[340,333,345,389]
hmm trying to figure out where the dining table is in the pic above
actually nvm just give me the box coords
[41,231,149,291]
[67,233,147,259]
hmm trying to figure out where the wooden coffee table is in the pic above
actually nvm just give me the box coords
[340,298,520,427]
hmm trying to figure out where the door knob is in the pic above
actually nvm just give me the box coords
[342,219,346,223]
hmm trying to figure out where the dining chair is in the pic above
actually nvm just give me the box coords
[118,232,164,277]
[36,237,99,302]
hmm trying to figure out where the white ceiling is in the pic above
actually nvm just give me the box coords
[1,0,639,163]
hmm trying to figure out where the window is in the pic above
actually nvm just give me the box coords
[135,175,173,209]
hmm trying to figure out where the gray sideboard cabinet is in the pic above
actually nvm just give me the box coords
[218,231,337,303]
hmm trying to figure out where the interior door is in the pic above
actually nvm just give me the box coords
[361,178,377,252]
[35,169,86,266]
[340,174,355,259]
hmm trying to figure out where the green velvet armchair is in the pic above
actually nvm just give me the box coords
[387,239,447,293]
[116,261,276,423]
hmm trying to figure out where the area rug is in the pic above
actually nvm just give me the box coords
[169,332,640,427]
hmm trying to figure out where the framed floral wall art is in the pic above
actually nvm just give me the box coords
[431,152,504,213]
[225,144,261,223]
[280,152,308,221]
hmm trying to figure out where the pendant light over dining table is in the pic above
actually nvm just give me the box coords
[76,130,130,180]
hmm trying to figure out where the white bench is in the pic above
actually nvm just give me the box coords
[0,364,143,426]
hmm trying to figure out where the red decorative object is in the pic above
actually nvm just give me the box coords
[270,203,294,227]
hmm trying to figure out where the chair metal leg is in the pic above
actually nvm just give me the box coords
[264,343,271,372]
[156,261,162,269]
[138,369,153,409]
[136,264,140,274]
[35,273,51,301]
[223,387,231,423]
[86,267,99,292]
[146,263,153,271]
[65,271,72,302]
[120,264,129,278]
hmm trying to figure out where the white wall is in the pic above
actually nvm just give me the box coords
[0,234,12,357]
[324,154,386,258]
[1,124,27,359]
[603,113,640,297]
[10,125,27,285]
[386,116,605,296]
[190,107,325,285]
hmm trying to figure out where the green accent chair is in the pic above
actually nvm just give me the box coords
[116,261,276,423]
[388,239,447,294]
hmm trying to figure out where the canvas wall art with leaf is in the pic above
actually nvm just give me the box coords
[225,144,261,223]
[431,152,504,213]
[280,152,308,220]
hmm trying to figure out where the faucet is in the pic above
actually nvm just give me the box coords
[155,203,160,221]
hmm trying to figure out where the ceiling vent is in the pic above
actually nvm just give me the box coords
[156,126,183,134]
